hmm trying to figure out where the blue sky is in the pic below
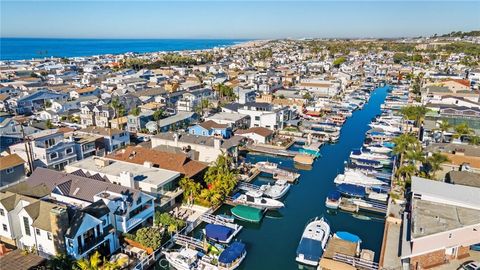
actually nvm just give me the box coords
[1,1,479,39]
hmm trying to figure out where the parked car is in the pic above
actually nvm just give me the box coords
[460,261,480,270]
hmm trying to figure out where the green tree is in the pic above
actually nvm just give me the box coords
[75,251,101,270]
[426,152,450,179]
[392,133,421,166]
[46,119,55,129]
[396,163,417,185]
[453,122,473,139]
[130,107,141,117]
[110,97,126,129]
[153,109,165,121]
[470,135,480,146]
[48,253,75,270]
[302,92,312,100]
[179,176,201,204]
[400,105,428,128]
[333,57,346,68]
[438,120,451,142]
[135,227,164,249]
[44,100,52,108]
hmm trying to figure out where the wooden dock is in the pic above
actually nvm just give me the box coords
[339,198,387,215]
[245,144,298,157]
[255,163,300,183]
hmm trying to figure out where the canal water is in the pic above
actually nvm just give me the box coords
[229,86,389,270]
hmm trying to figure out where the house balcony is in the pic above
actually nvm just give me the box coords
[77,225,114,256]
[117,203,154,233]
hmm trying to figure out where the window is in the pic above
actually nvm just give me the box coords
[66,148,73,155]
[50,152,58,160]
[2,224,7,232]
[5,168,14,174]
[45,138,55,148]
[0,209,4,216]
[47,232,52,240]
[255,116,260,121]
[36,228,40,236]
[23,217,31,236]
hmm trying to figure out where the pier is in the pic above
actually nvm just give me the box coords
[245,144,298,157]
[254,162,300,183]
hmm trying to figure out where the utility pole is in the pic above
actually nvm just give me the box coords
[18,120,34,174]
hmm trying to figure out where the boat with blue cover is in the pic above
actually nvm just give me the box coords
[336,183,366,198]
[295,216,331,266]
[325,190,341,209]
[204,224,241,244]
[217,241,247,270]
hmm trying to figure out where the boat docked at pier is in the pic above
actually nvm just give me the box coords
[325,190,341,209]
[334,169,388,188]
[230,205,264,223]
[350,148,392,166]
[231,191,284,210]
[295,216,331,266]
[260,179,291,199]
[200,213,243,244]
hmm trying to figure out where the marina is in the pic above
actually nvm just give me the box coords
[196,86,390,269]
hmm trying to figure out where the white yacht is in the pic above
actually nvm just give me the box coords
[296,217,331,266]
[364,144,392,154]
[163,248,215,270]
[232,190,284,210]
[369,121,401,133]
[334,169,387,187]
[350,149,391,165]
[260,179,291,199]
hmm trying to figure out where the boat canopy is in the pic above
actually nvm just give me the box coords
[336,231,362,243]
[296,238,323,262]
[218,242,246,264]
[205,224,233,242]
[337,184,366,197]
[231,205,262,222]
[327,190,341,201]
[353,158,381,165]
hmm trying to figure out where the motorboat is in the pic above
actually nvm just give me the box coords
[350,149,391,165]
[231,191,284,210]
[325,190,341,209]
[230,205,263,223]
[350,158,384,170]
[217,241,247,270]
[216,214,235,224]
[364,144,392,154]
[204,223,242,244]
[163,248,217,270]
[336,183,366,198]
[260,179,291,199]
[295,217,331,266]
[369,121,401,133]
[334,169,387,188]
[255,161,277,170]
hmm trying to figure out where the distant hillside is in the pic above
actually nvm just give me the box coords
[439,30,480,38]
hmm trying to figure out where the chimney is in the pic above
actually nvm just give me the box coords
[214,138,221,150]
[143,161,153,168]
[174,133,179,146]
[49,206,69,254]
[120,171,135,188]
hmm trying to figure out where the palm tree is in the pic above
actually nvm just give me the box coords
[392,133,421,165]
[470,135,480,146]
[427,152,450,179]
[438,120,451,142]
[454,122,473,139]
[195,99,212,117]
[48,253,75,270]
[396,164,417,185]
[400,105,428,128]
[130,107,141,117]
[76,251,101,270]
[179,176,201,205]
[110,97,126,130]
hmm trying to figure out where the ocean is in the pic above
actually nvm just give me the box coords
[0,38,247,60]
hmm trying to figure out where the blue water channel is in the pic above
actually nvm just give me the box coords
[189,86,389,270]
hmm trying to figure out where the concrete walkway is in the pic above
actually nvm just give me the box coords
[380,221,403,270]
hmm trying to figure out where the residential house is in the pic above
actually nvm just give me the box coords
[70,87,101,100]
[236,127,274,144]
[400,177,480,269]
[222,102,291,130]
[146,111,197,133]
[0,154,25,187]
[127,111,154,133]
[66,156,182,208]
[189,120,232,138]
[0,191,69,257]
[177,88,214,112]
[77,126,129,153]
[204,112,250,130]
[9,129,77,171]
[151,132,244,163]
[16,89,68,115]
